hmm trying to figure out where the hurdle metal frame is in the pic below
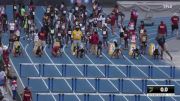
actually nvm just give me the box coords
[19,63,176,79]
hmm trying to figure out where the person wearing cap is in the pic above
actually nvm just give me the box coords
[171,13,179,38]
[22,87,32,101]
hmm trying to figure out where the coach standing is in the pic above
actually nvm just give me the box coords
[171,13,179,39]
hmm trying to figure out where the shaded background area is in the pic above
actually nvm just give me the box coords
[1,0,180,6]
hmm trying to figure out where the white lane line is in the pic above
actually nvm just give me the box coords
[23,43,57,101]
[87,8,149,101]
[36,7,82,101]
[63,45,104,101]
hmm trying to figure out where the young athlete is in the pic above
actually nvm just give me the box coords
[140,30,148,54]
[97,40,103,58]
[111,40,124,59]
[156,34,172,60]
[153,46,160,59]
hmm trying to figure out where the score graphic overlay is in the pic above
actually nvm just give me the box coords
[147,85,175,96]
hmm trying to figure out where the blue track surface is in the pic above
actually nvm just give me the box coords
[3,5,180,101]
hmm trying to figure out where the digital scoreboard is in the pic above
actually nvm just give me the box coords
[147,85,175,96]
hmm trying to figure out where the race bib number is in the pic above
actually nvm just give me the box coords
[14,6,17,10]
[58,33,61,36]
[63,10,66,14]
[81,27,85,31]
[142,36,147,42]
[124,33,127,37]
[62,25,65,29]
[51,29,54,34]
[33,11,35,15]
[76,33,80,37]
[103,31,106,35]
[28,20,31,24]
[75,7,79,11]
[140,29,144,33]
[10,24,15,30]
[129,24,134,30]
[68,31,71,35]
[75,21,79,26]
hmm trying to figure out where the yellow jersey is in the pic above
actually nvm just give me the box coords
[72,30,82,40]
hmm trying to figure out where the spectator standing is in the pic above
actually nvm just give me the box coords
[11,77,17,100]
[171,13,179,38]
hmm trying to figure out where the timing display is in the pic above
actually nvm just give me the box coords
[147,85,175,96]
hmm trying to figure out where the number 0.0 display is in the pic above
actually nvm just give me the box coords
[147,85,175,96]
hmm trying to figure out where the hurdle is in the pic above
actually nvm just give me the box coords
[35,92,180,101]
[19,63,42,77]
[19,63,176,79]
[27,77,180,94]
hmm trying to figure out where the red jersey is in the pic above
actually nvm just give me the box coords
[158,23,167,35]
[52,46,60,53]
[110,15,116,26]
[29,5,35,11]
[23,90,32,101]
[38,32,46,41]
[90,33,99,44]
[3,50,9,65]
[171,16,179,25]
[130,10,138,20]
